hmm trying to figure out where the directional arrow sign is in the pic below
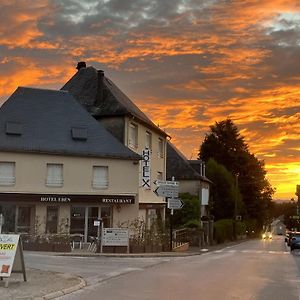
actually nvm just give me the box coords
[154,184,179,198]
[153,180,179,186]
[167,198,184,210]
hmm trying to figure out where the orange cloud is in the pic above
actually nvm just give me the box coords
[0,0,299,201]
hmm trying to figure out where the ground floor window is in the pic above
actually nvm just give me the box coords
[17,206,32,233]
[0,204,16,233]
[70,206,112,243]
[0,204,33,233]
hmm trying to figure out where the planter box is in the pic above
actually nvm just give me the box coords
[53,243,71,252]
[145,244,152,253]
[23,241,37,251]
[37,242,54,252]
[152,245,163,253]
[130,245,144,253]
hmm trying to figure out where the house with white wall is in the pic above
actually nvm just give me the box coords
[62,62,168,227]
[0,87,140,243]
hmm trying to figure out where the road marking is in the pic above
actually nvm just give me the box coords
[213,249,290,255]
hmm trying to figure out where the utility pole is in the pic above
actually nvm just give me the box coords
[169,176,175,252]
[233,174,239,240]
[296,185,300,231]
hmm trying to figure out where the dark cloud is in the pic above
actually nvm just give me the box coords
[0,0,300,199]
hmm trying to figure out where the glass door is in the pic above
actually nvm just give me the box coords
[87,207,100,243]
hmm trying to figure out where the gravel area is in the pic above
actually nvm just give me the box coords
[0,268,82,300]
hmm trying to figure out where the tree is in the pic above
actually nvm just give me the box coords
[206,159,243,221]
[199,119,274,228]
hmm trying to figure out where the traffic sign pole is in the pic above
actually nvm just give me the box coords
[153,177,184,251]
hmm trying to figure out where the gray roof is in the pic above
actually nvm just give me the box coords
[0,87,141,160]
[61,66,168,137]
[167,142,211,183]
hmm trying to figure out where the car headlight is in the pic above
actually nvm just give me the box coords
[262,234,266,238]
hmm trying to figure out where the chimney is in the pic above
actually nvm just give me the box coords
[76,61,86,70]
[95,70,104,106]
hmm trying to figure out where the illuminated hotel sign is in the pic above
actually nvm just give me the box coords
[0,193,135,204]
[40,196,71,203]
[141,148,151,189]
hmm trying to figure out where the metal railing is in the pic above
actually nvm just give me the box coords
[172,228,188,249]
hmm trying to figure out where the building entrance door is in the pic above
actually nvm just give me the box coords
[87,207,100,243]
[70,206,112,244]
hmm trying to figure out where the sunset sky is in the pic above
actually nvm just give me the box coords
[0,0,299,200]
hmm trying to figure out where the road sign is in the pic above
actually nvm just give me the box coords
[153,180,179,186]
[167,198,184,210]
[154,184,179,198]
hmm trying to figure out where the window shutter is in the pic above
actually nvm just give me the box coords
[0,162,15,185]
[129,123,138,148]
[46,164,63,186]
[93,166,108,188]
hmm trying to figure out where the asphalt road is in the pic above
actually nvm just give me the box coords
[26,236,300,300]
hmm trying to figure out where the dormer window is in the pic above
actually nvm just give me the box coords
[71,127,87,141]
[6,122,23,136]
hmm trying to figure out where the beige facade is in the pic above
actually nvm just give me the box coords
[179,180,210,197]
[124,116,167,224]
[0,151,139,241]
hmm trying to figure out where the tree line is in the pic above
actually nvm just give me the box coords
[173,118,275,233]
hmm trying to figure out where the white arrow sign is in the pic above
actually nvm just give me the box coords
[153,180,179,186]
[167,198,184,210]
[154,185,179,198]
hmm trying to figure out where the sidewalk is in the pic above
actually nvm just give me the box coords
[0,268,85,300]
[57,240,246,258]
[0,240,247,300]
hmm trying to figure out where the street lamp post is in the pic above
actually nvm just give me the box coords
[233,174,239,240]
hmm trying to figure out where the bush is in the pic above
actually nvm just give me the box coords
[214,219,234,243]
[184,219,201,229]
[214,219,247,243]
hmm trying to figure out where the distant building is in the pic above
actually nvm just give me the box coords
[270,219,286,235]
[166,142,211,199]
[0,87,140,242]
[62,63,168,227]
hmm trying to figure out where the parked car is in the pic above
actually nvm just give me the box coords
[262,232,272,240]
[286,231,299,247]
[290,233,300,252]
[285,231,293,245]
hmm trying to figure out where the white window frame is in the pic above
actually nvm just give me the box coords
[0,162,16,186]
[128,123,138,149]
[46,163,63,187]
[145,131,152,150]
[92,166,109,189]
[158,138,164,158]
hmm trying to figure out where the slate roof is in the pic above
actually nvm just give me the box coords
[0,87,141,160]
[61,66,168,137]
[167,142,211,183]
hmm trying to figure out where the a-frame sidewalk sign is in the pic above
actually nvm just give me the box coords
[0,234,27,288]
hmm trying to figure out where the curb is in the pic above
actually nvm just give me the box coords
[34,277,86,300]
[56,252,202,258]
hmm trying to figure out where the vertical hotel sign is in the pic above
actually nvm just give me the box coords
[141,148,151,189]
